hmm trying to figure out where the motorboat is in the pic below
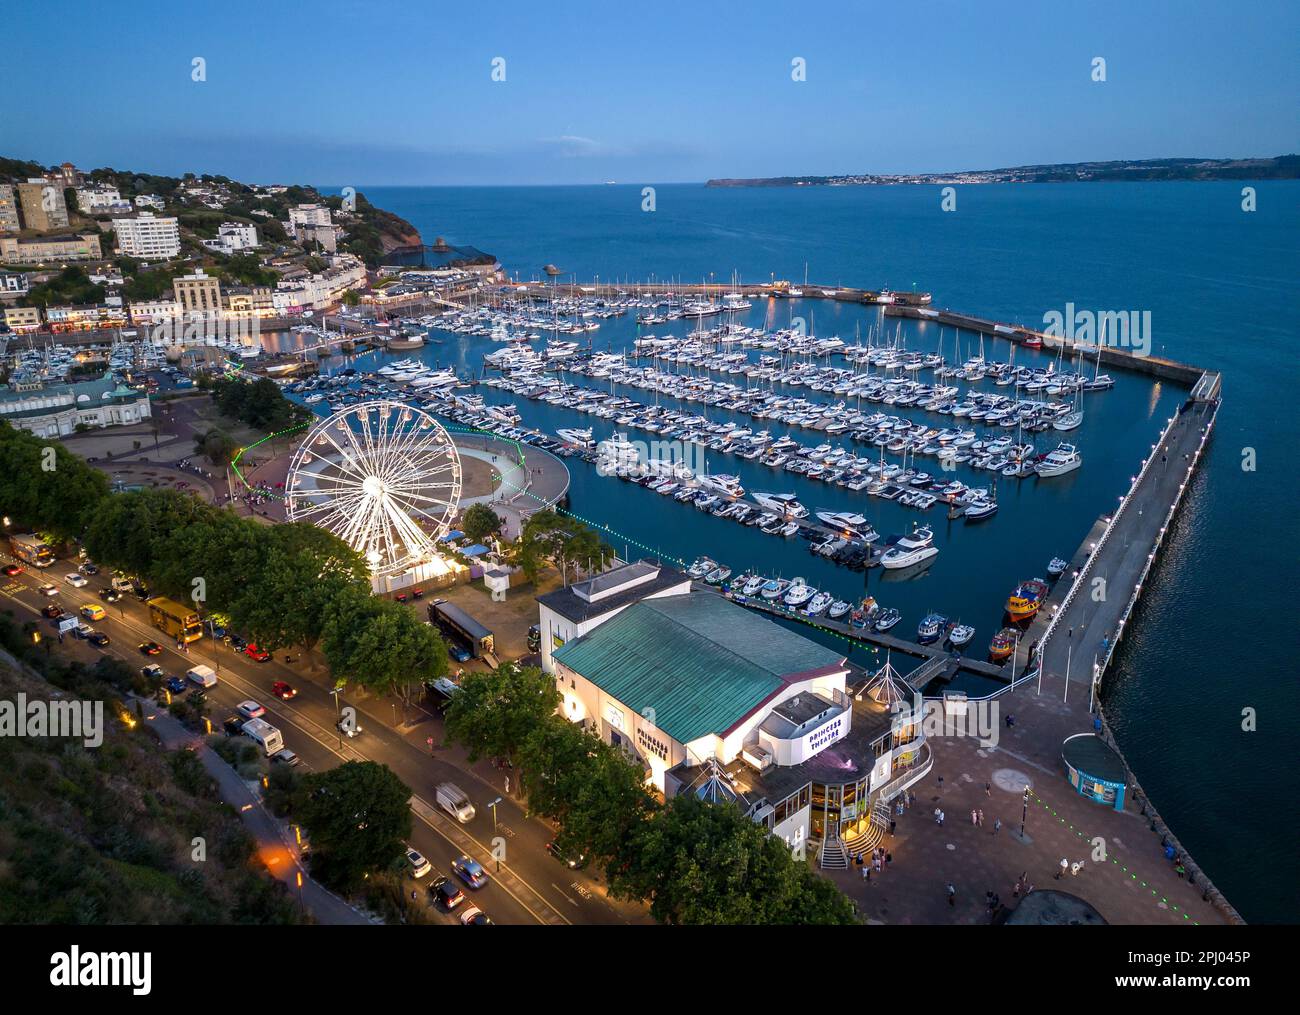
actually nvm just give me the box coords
[1036,442,1082,477]
[964,499,999,521]
[873,607,902,632]
[1004,579,1050,621]
[815,510,879,541]
[740,574,767,597]
[880,525,938,570]
[760,578,791,600]
[948,623,975,648]
[805,591,834,616]
[783,580,816,607]
[686,557,716,579]
[989,628,1019,663]
[827,599,852,620]
[556,427,595,448]
[917,612,947,645]
[704,565,732,586]
[753,491,809,518]
[1046,557,1068,578]
[697,472,745,499]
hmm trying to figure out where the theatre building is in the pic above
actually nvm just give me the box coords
[547,575,931,868]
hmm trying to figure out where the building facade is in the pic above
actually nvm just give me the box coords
[16,180,70,231]
[112,212,181,259]
[0,371,151,437]
[173,269,222,318]
[0,232,102,264]
[0,184,20,233]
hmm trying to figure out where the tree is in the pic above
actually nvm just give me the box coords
[195,427,237,466]
[321,593,448,699]
[461,503,503,545]
[0,424,110,542]
[607,794,858,925]
[508,510,613,586]
[443,662,561,765]
[293,761,412,892]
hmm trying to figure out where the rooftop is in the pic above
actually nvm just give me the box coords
[536,558,689,624]
[552,590,845,745]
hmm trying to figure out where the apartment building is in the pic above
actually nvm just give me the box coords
[16,180,70,231]
[76,185,132,214]
[173,269,222,318]
[0,232,102,264]
[112,212,181,258]
[0,185,20,233]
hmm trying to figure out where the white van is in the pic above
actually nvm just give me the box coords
[436,782,475,823]
[186,664,218,689]
[241,717,285,756]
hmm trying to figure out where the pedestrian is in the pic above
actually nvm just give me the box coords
[1068,626,1073,639]
[889,818,896,836]
[1055,858,1068,880]
[873,854,882,873]
[1013,878,1022,898]
[978,809,984,827]
[1071,861,1082,877]
[946,883,956,906]
[908,791,916,808]
[970,809,977,826]
[993,818,1002,835]
[985,781,992,797]
[1176,863,1186,879]
[934,806,941,821]
[985,890,994,911]
[884,851,892,865]
[937,775,944,789]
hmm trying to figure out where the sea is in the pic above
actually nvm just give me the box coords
[303,181,1298,923]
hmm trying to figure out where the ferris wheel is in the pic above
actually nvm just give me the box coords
[286,400,462,576]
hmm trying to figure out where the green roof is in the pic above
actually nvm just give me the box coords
[552,592,844,745]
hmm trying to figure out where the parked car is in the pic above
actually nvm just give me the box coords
[271,681,298,700]
[87,631,111,647]
[244,644,272,663]
[237,700,266,719]
[98,587,121,603]
[452,856,489,889]
[222,716,247,737]
[80,562,99,575]
[271,748,302,768]
[429,876,464,910]
[405,847,432,878]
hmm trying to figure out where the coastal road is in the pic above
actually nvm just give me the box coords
[0,559,646,926]
[1040,398,1215,686]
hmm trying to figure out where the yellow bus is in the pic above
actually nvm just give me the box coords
[147,596,203,644]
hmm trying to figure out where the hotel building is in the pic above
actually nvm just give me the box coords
[16,180,70,231]
[0,232,102,264]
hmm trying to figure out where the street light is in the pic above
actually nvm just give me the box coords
[1019,786,1030,841]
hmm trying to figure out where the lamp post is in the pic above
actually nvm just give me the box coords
[1018,786,1030,841]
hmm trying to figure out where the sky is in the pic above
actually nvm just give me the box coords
[5,0,1297,186]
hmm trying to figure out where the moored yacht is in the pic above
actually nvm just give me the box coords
[697,472,745,499]
[880,524,938,570]
[753,491,809,518]
[1036,443,1083,477]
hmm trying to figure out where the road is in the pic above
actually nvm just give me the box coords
[1,555,646,926]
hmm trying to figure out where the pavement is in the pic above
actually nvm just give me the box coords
[0,554,649,926]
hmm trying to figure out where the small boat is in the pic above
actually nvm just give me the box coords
[1004,579,1050,622]
[989,627,1019,663]
[917,612,947,645]
[948,623,975,647]
[686,556,715,579]
[741,574,767,597]
[704,565,732,586]
[964,500,999,521]
[805,591,834,616]
[1046,557,1068,578]
[760,577,791,600]
[1036,442,1083,477]
[873,607,902,632]
[697,472,745,499]
[783,581,816,607]
[827,599,852,620]
[881,524,938,570]
[556,427,595,448]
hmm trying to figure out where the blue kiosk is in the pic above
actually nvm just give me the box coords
[1061,733,1128,810]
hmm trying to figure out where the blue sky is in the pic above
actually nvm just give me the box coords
[6,0,1297,185]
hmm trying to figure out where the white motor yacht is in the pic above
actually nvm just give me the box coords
[1036,443,1083,477]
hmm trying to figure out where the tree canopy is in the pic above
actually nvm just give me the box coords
[508,510,613,586]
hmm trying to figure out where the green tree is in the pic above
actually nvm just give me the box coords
[321,593,447,699]
[461,503,503,545]
[195,427,238,466]
[607,794,858,925]
[0,424,109,542]
[293,761,412,892]
[443,662,560,765]
[509,510,613,586]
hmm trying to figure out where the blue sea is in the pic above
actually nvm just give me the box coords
[338,182,1299,923]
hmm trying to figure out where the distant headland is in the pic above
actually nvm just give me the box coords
[705,155,1300,187]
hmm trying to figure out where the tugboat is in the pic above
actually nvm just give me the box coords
[1004,579,1050,622]
[917,612,947,645]
[989,627,1019,663]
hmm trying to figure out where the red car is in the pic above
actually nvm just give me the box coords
[138,641,163,656]
[272,681,298,700]
[2,564,23,577]
[245,644,272,662]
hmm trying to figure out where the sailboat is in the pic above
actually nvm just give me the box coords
[1053,349,1085,431]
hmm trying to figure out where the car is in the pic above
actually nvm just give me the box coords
[132,585,150,601]
[429,876,464,910]
[336,716,362,738]
[451,856,489,889]
[80,562,99,575]
[458,906,493,926]
[138,641,162,656]
[244,643,271,662]
[222,716,247,737]
[72,622,94,639]
[163,675,187,695]
[80,604,106,621]
[394,592,408,604]
[527,624,541,653]
[38,584,58,597]
[41,604,64,619]
[87,631,111,647]
[2,564,23,577]
[98,587,121,603]
[64,572,88,588]
[227,634,248,651]
[405,847,432,878]
[546,841,588,870]
[271,748,302,768]
[271,681,298,700]
[448,644,472,664]
[237,700,266,719]
[411,588,425,600]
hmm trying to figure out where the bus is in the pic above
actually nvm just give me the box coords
[427,599,494,659]
[9,534,53,568]
[147,596,204,644]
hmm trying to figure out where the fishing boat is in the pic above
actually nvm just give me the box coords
[753,491,809,518]
[1046,557,1068,578]
[704,565,732,586]
[827,599,852,620]
[880,524,939,570]
[873,607,902,632]
[686,557,716,579]
[917,612,947,645]
[948,623,975,647]
[989,627,1019,663]
[805,591,834,616]
[1004,578,1050,621]
[783,580,815,607]
[741,574,767,597]
[1036,442,1083,477]
[760,577,791,600]
[849,596,879,628]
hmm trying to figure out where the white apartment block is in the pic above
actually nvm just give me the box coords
[134,194,165,210]
[113,212,181,258]
[272,255,367,312]
[76,185,131,213]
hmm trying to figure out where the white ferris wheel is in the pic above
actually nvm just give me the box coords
[286,400,462,577]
